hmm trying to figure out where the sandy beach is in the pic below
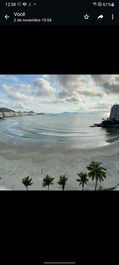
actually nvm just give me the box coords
[0,137,119,190]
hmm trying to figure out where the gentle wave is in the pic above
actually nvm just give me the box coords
[1,113,119,147]
[21,127,102,138]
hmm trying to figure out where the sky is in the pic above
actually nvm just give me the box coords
[0,74,119,113]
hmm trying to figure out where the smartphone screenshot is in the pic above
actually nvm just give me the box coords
[0,1,119,265]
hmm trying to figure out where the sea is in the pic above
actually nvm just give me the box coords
[1,112,119,148]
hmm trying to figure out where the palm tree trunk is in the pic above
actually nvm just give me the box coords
[48,185,49,191]
[26,186,28,191]
[82,184,84,191]
[95,179,98,191]
[62,185,65,191]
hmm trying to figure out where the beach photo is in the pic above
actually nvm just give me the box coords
[0,74,119,190]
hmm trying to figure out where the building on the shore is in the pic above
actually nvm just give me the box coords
[109,105,119,121]
[0,110,36,119]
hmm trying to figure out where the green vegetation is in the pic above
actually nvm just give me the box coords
[42,175,54,190]
[58,175,68,190]
[21,161,107,191]
[22,176,33,191]
[76,172,88,191]
[87,161,107,191]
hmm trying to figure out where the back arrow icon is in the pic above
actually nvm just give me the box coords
[5,14,10,20]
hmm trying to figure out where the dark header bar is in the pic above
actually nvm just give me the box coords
[0,0,118,25]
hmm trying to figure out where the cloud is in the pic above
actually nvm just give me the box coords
[3,84,32,101]
[1,74,119,113]
[91,75,119,94]
[66,97,80,103]
[1,75,104,108]
[78,90,102,97]
[56,75,87,91]
[56,75,103,102]
[34,77,55,97]
[102,83,119,94]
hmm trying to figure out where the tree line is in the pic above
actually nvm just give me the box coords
[22,161,107,191]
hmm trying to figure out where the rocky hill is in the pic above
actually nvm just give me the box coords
[91,105,119,128]
[0,107,15,113]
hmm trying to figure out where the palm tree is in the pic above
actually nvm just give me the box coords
[58,175,68,190]
[22,176,33,191]
[87,161,107,190]
[76,172,88,191]
[42,175,54,190]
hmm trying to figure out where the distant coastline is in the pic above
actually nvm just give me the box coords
[0,107,45,119]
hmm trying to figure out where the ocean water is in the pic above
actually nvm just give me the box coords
[1,112,119,148]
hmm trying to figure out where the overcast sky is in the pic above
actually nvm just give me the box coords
[0,75,119,113]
